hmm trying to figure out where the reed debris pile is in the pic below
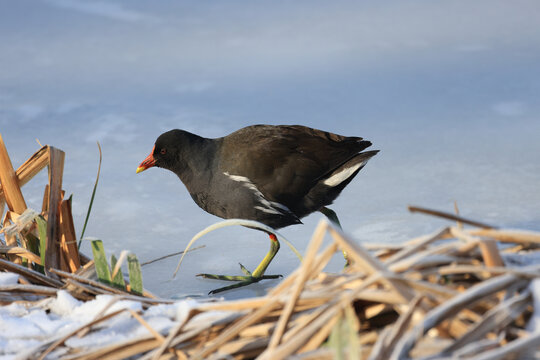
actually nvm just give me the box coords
[1,134,540,359]
[1,218,539,359]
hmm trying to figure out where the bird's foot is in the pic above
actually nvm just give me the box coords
[197,263,282,294]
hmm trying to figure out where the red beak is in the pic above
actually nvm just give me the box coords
[136,146,156,173]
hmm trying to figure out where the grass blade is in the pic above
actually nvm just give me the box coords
[36,215,48,273]
[78,141,102,249]
[128,254,143,295]
[110,254,126,290]
[173,218,302,278]
[91,239,112,284]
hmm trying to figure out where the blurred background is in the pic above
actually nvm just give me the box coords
[1,0,539,299]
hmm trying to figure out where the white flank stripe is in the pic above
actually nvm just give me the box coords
[323,161,366,187]
[224,172,293,216]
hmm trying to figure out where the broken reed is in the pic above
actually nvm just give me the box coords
[0,134,145,297]
[2,217,539,360]
[2,132,540,359]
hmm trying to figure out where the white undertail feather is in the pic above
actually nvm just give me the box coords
[323,160,368,187]
[224,172,293,216]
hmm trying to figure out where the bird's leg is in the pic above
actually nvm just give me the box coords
[251,233,280,277]
[197,233,282,294]
[319,207,349,266]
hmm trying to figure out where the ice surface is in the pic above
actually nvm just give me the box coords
[0,1,539,302]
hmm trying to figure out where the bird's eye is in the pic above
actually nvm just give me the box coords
[160,148,167,155]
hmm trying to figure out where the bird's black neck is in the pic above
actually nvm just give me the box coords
[171,133,220,193]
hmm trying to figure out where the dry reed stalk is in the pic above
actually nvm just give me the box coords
[468,330,540,360]
[37,308,127,360]
[469,228,540,245]
[0,145,49,202]
[128,308,166,343]
[0,134,27,214]
[327,226,415,305]
[1,215,21,263]
[439,264,540,278]
[389,272,531,359]
[478,239,505,267]
[267,221,328,351]
[288,348,335,360]
[59,198,81,272]
[67,337,160,360]
[51,268,126,294]
[399,278,456,302]
[304,272,365,297]
[44,147,65,276]
[450,226,505,267]
[0,257,63,287]
[193,297,282,359]
[245,306,321,341]
[266,257,402,359]
[198,297,271,312]
[0,284,59,297]
[408,205,496,229]
[59,280,95,301]
[305,242,340,283]
[384,227,450,265]
[1,198,538,359]
[66,278,111,296]
[216,337,269,357]
[148,307,202,360]
[356,289,414,305]
[259,300,343,359]
[442,288,531,354]
[0,204,22,264]
[399,256,467,274]
[161,323,229,358]
[269,263,302,296]
[238,320,276,338]
[368,295,424,360]
[0,199,4,228]
[296,307,341,353]
[0,245,42,264]
[454,201,463,229]
[281,301,336,345]
[115,294,175,305]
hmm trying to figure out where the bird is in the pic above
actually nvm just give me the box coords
[137,124,378,293]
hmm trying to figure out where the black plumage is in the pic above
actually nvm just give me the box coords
[137,125,378,229]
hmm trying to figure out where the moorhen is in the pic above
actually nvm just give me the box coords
[137,124,378,293]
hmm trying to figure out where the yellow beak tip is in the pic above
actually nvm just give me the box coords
[136,167,145,174]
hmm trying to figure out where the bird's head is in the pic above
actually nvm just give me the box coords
[136,130,185,174]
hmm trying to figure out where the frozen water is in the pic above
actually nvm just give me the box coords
[0,1,539,299]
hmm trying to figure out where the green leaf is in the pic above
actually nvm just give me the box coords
[79,142,102,249]
[110,254,126,290]
[319,207,342,229]
[91,239,112,284]
[25,232,40,255]
[128,254,143,295]
[327,306,360,360]
[36,215,48,273]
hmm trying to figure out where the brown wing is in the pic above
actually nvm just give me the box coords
[218,125,371,206]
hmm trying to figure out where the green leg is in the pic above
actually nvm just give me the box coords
[197,234,282,294]
[319,207,349,267]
